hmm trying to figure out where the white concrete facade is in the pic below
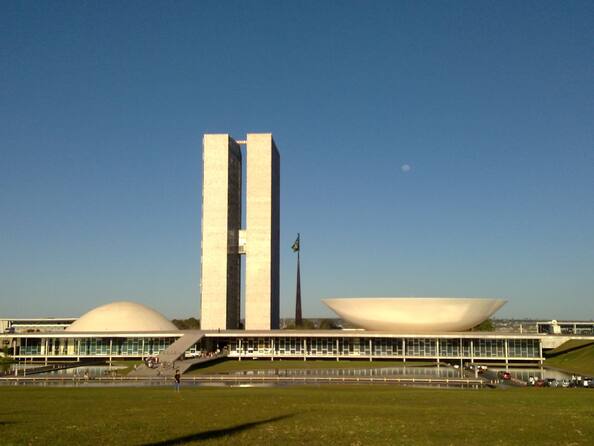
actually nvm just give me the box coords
[245,134,280,329]
[200,135,242,329]
[200,133,280,330]
[323,297,506,332]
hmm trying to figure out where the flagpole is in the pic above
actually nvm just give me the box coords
[295,234,302,327]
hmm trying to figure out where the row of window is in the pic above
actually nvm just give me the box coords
[17,337,175,356]
[13,336,541,359]
[226,337,541,359]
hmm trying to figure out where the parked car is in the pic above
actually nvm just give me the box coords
[497,371,512,380]
[545,378,558,387]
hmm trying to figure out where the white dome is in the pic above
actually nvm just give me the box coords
[67,301,178,332]
[323,297,506,332]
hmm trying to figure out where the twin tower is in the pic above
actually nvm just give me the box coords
[200,134,280,330]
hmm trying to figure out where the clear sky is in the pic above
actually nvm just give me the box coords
[1,1,593,320]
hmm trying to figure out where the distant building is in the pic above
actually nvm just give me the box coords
[1,317,76,334]
[536,320,594,335]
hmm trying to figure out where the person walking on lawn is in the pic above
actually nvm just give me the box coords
[174,369,181,392]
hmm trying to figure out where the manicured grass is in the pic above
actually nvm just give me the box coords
[548,340,594,355]
[185,359,435,375]
[108,360,144,376]
[1,386,593,445]
[545,343,594,376]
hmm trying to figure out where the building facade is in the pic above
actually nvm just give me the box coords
[536,320,594,335]
[200,133,280,330]
[1,331,545,366]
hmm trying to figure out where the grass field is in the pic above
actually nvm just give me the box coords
[109,360,144,376]
[545,343,594,376]
[547,340,594,355]
[1,386,593,445]
[185,359,434,375]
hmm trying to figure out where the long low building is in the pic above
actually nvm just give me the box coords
[3,301,591,368]
[1,329,549,366]
[1,317,77,333]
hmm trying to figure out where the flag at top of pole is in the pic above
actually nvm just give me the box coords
[292,233,302,326]
[291,234,300,252]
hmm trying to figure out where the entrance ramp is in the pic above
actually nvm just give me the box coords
[157,330,205,364]
[129,331,204,378]
[172,351,228,375]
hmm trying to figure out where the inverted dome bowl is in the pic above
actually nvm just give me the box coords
[322,297,506,332]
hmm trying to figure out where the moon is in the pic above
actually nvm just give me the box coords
[400,164,411,173]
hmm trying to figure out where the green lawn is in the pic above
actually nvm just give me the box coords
[108,360,144,376]
[547,340,594,355]
[545,343,594,376]
[1,386,593,445]
[185,359,435,375]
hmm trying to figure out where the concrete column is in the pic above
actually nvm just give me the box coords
[436,338,440,368]
[470,339,474,364]
[238,338,242,361]
[109,338,113,366]
[504,339,509,370]
[402,338,406,363]
[369,339,373,362]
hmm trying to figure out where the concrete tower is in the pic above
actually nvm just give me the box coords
[200,135,242,330]
[245,133,280,330]
[200,133,280,330]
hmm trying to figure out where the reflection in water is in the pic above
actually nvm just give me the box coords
[1,364,125,377]
[492,368,571,381]
[1,363,32,375]
[228,366,464,378]
[2,363,575,388]
[42,366,126,377]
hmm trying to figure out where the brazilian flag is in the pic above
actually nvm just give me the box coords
[291,234,300,252]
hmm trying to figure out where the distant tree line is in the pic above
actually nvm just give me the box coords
[171,317,201,330]
[170,317,343,330]
[471,319,494,331]
[171,317,494,332]
[283,318,341,330]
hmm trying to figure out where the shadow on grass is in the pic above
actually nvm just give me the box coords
[140,413,294,446]
[0,421,17,425]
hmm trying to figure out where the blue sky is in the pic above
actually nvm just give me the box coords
[1,1,592,320]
